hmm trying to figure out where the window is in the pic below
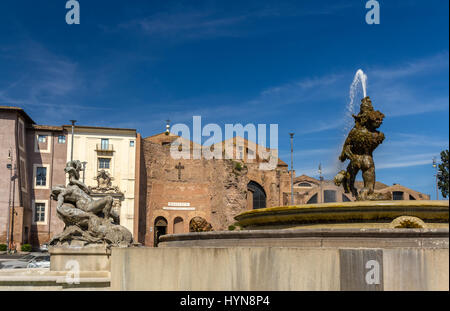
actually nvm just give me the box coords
[409,194,416,200]
[101,139,109,150]
[298,182,312,187]
[35,133,51,153]
[58,135,66,144]
[248,181,266,209]
[130,140,135,147]
[98,158,111,169]
[393,191,404,200]
[38,135,47,143]
[34,203,46,223]
[238,146,243,159]
[324,190,337,203]
[36,167,47,186]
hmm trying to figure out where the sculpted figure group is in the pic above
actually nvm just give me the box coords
[50,160,133,247]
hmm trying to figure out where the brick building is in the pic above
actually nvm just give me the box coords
[0,107,67,249]
[136,132,292,246]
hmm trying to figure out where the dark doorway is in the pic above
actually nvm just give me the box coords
[247,181,266,209]
[307,193,318,204]
[154,216,168,247]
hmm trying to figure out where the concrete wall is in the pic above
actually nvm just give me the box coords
[110,246,449,291]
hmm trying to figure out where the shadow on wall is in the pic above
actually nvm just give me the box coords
[138,137,147,244]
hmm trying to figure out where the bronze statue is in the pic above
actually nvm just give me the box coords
[334,97,391,201]
[49,160,133,247]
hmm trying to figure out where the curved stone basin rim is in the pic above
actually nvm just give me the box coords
[234,200,449,228]
[159,228,450,243]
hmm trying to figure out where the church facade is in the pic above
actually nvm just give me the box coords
[135,132,292,246]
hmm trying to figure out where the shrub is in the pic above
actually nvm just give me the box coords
[228,225,236,231]
[21,244,32,252]
[0,244,7,251]
[233,161,243,171]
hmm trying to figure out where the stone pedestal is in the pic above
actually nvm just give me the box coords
[49,242,111,272]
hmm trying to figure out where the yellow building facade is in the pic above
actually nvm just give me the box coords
[64,125,137,234]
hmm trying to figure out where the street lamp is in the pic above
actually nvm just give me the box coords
[318,163,323,203]
[318,163,323,181]
[165,119,171,135]
[70,120,77,161]
[289,133,294,205]
[81,161,88,183]
[432,157,439,200]
[6,150,14,253]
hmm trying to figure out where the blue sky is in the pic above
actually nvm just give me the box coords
[0,0,448,197]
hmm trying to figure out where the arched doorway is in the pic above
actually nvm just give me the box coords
[154,216,168,247]
[173,217,184,234]
[307,193,318,204]
[247,181,266,209]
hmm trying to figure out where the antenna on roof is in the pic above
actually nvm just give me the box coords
[318,163,324,181]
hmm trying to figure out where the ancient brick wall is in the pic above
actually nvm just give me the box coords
[139,137,291,246]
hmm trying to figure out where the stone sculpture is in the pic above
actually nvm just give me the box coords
[89,169,121,193]
[334,96,391,201]
[49,160,133,247]
[189,217,214,232]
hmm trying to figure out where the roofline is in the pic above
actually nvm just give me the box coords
[62,124,137,132]
[0,106,35,124]
[29,124,65,132]
[144,131,178,139]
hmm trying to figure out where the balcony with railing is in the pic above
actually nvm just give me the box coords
[96,143,114,152]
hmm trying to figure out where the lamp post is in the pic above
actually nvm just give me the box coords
[70,120,76,161]
[6,150,13,253]
[165,119,171,135]
[289,133,294,205]
[81,161,88,183]
[432,157,439,200]
[318,163,323,203]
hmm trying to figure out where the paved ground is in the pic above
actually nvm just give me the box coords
[0,254,26,261]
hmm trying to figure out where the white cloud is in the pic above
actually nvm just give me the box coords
[371,52,449,80]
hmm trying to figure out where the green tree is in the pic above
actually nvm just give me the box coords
[438,149,449,198]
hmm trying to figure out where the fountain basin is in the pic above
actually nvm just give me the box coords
[234,200,449,230]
